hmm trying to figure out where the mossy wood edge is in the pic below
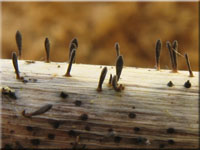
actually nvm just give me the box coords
[0,59,199,149]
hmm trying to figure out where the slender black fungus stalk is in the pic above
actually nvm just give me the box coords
[116,55,124,81]
[69,38,78,63]
[112,75,124,92]
[115,42,120,57]
[108,74,112,85]
[12,52,20,79]
[45,37,50,63]
[65,49,76,77]
[166,41,175,72]
[71,38,78,48]
[172,40,178,72]
[22,104,53,118]
[69,43,76,60]
[112,75,119,91]
[155,39,162,70]
[16,30,22,59]
[97,67,108,91]
[184,53,194,77]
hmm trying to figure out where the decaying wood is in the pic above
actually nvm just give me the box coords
[0,59,199,149]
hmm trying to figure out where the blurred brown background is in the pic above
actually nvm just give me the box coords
[2,2,199,70]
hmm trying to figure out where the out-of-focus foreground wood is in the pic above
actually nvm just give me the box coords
[0,59,199,149]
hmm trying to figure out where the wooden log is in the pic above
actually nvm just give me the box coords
[0,59,199,149]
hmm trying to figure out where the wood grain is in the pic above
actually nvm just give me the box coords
[0,59,199,149]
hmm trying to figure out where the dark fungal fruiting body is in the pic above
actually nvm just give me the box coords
[167,81,174,87]
[69,38,78,63]
[65,49,76,77]
[155,39,162,70]
[167,128,175,134]
[132,137,147,145]
[129,112,136,119]
[184,53,194,77]
[22,104,53,118]
[49,120,62,129]
[166,41,174,69]
[16,30,22,59]
[184,80,191,88]
[112,75,124,92]
[44,37,50,63]
[97,67,108,91]
[60,91,68,99]
[108,74,112,85]
[116,55,124,81]
[71,38,78,48]
[115,42,120,57]
[74,100,82,106]
[166,41,178,73]
[12,52,20,79]
[80,113,88,121]
[166,41,176,73]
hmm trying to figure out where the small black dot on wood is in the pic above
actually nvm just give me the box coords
[26,126,33,131]
[68,130,77,137]
[168,139,175,145]
[30,139,40,146]
[167,128,175,134]
[132,137,147,145]
[114,136,122,143]
[129,112,136,119]
[134,127,140,132]
[85,125,90,131]
[80,113,88,121]
[49,120,62,129]
[74,100,82,106]
[184,80,191,88]
[48,133,55,140]
[167,81,174,87]
[60,92,68,99]
[159,143,165,148]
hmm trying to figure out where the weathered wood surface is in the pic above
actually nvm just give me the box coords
[0,59,199,149]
